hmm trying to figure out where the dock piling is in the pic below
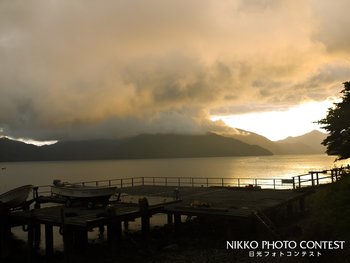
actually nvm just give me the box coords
[167,213,173,225]
[60,208,72,263]
[45,224,54,258]
[123,221,129,231]
[107,221,122,246]
[74,228,88,251]
[141,213,150,234]
[27,213,35,263]
[174,213,181,231]
[139,197,150,235]
[0,204,10,260]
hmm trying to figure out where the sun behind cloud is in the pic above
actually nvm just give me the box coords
[211,100,334,141]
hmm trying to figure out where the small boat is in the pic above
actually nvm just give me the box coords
[51,180,118,208]
[0,185,33,209]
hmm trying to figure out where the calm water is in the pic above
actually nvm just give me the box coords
[0,154,348,193]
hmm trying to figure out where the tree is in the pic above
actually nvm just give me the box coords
[318,81,350,160]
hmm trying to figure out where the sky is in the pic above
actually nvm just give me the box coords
[1,0,350,143]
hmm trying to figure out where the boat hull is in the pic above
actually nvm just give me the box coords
[0,185,33,208]
[51,185,117,199]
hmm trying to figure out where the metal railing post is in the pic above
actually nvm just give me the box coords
[273,179,276,189]
[221,178,224,187]
[238,178,240,188]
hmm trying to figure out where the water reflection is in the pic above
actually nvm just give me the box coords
[0,155,348,193]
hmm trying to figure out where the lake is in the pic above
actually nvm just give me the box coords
[0,154,348,193]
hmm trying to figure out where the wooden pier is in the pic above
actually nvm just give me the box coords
[1,187,310,262]
[0,166,348,262]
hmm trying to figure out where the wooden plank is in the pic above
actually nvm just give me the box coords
[174,206,229,213]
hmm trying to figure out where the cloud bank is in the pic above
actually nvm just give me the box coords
[1,0,350,140]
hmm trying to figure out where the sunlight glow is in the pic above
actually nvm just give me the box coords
[211,100,334,141]
[7,137,58,146]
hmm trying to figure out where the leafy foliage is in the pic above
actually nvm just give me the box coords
[318,82,350,160]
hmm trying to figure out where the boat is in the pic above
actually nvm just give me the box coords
[0,185,33,209]
[51,180,118,208]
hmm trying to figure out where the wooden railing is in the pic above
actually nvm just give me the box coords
[35,166,349,196]
[292,167,349,189]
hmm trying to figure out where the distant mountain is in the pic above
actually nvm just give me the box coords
[0,129,327,162]
[215,129,327,155]
[0,137,40,161]
[0,133,272,162]
[275,130,327,154]
[227,129,283,154]
[112,133,272,159]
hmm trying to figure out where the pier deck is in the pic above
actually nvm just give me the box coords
[1,185,311,262]
[9,186,309,227]
[121,185,310,218]
[1,167,348,262]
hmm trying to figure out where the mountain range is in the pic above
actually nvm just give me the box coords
[229,129,327,155]
[0,130,327,162]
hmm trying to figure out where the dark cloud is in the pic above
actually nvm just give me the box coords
[0,0,349,141]
[2,109,207,141]
[311,0,350,54]
[238,0,283,12]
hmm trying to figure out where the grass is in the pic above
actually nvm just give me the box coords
[298,174,350,262]
[303,174,350,240]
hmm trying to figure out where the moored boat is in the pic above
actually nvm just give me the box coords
[51,180,118,208]
[0,185,33,209]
